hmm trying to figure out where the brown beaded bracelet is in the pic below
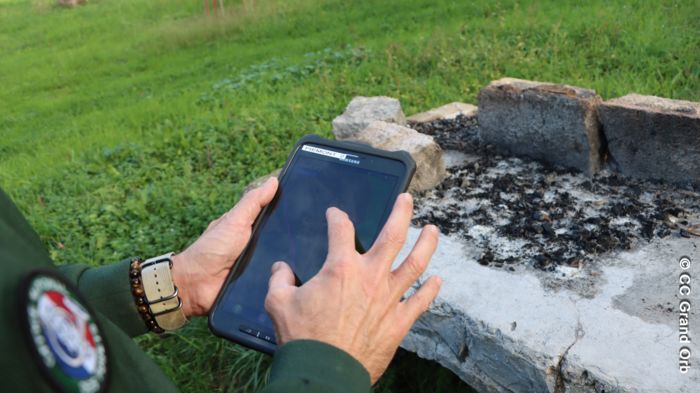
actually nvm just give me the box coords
[129,257,165,334]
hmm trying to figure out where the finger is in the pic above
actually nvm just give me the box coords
[325,207,356,264]
[265,261,296,316]
[225,177,278,228]
[366,193,413,266]
[268,261,296,290]
[397,276,442,329]
[390,225,438,296]
[203,178,274,233]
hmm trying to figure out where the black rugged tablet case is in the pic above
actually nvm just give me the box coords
[209,134,416,353]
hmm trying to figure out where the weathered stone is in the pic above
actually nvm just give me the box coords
[407,102,478,123]
[477,78,603,175]
[393,151,700,392]
[332,96,406,140]
[350,121,446,192]
[243,168,281,194]
[397,227,700,393]
[598,94,700,186]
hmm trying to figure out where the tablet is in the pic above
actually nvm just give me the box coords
[208,134,416,353]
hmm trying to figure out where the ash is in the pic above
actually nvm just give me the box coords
[412,149,700,279]
[409,114,480,151]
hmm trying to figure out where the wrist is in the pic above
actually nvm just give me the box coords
[130,253,190,332]
[172,250,209,318]
[171,252,200,318]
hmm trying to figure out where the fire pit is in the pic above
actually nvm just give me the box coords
[413,144,699,297]
[331,83,700,392]
[400,117,699,392]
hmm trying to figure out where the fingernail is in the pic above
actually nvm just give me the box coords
[271,261,282,273]
[435,276,443,286]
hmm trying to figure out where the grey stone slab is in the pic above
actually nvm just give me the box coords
[401,148,700,392]
[332,96,406,140]
[396,228,700,393]
[598,94,700,186]
[349,120,446,192]
[477,78,603,176]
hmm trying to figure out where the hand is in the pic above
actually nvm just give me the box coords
[264,193,442,383]
[171,177,278,317]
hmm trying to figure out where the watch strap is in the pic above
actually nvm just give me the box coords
[141,253,188,331]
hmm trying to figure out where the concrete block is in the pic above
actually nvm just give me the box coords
[351,120,446,192]
[332,96,406,140]
[407,102,478,123]
[397,228,700,393]
[477,78,603,175]
[598,94,700,186]
[396,148,700,392]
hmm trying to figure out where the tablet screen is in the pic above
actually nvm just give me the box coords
[215,143,401,342]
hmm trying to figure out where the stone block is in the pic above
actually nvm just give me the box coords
[598,94,700,186]
[350,121,446,192]
[477,78,603,175]
[332,96,406,140]
[407,102,477,123]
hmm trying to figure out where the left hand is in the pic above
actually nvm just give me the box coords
[171,177,278,317]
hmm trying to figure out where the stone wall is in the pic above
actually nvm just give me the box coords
[333,81,699,188]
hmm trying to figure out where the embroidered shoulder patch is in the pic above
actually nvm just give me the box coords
[19,270,109,393]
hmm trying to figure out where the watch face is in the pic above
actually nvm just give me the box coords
[19,270,109,393]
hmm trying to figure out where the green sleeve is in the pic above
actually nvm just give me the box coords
[1,188,177,392]
[0,188,148,337]
[59,259,148,337]
[262,340,371,393]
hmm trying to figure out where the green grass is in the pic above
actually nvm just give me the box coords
[1,0,698,391]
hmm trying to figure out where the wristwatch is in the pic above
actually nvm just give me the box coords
[140,252,188,331]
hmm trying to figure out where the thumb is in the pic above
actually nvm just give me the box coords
[268,261,296,290]
[226,177,279,228]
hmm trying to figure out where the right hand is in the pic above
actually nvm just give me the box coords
[264,193,442,383]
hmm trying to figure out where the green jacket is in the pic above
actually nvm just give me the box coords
[0,189,369,393]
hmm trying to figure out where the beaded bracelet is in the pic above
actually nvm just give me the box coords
[129,257,165,334]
